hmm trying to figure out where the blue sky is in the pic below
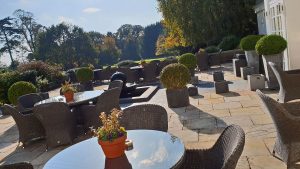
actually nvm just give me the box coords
[0,0,162,65]
[0,0,162,33]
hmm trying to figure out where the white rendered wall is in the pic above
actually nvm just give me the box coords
[284,0,300,69]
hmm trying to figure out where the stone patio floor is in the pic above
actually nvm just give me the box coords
[0,63,293,169]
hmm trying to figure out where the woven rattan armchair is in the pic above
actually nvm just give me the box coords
[120,104,168,132]
[108,80,123,90]
[79,87,121,131]
[180,125,245,169]
[256,89,300,168]
[269,62,300,103]
[17,93,43,112]
[143,63,158,83]
[33,102,76,149]
[0,162,33,169]
[39,92,49,100]
[2,104,45,146]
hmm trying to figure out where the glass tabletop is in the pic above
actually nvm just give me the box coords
[35,90,104,107]
[43,130,185,169]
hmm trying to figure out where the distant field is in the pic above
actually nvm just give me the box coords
[134,57,167,63]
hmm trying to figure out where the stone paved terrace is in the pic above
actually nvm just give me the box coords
[0,63,295,169]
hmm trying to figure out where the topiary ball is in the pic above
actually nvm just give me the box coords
[178,53,197,70]
[255,34,287,55]
[160,63,191,89]
[218,35,240,51]
[240,35,264,51]
[76,67,94,83]
[8,81,37,105]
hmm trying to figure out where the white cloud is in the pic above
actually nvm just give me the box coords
[58,16,74,24]
[82,7,101,14]
[139,141,168,167]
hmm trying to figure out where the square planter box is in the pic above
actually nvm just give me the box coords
[241,67,254,80]
[213,71,224,82]
[214,80,229,94]
[248,74,265,91]
[233,59,247,77]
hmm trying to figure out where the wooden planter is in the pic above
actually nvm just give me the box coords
[64,91,74,103]
[98,135,127,159]
[166,87,190,108]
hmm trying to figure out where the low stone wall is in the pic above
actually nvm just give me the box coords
[208,49,244,66]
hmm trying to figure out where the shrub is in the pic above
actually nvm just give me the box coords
[218,35,240,51]
[116,60,139,68]
[8,81,37,105]
[160,63,190,89]
[17,61,63,80]
[0,70,38,103]
[240,35,265,51]
[205,46,220,53]
[76,67,94,83]
[178,53,197,70]
[255,34,287,55]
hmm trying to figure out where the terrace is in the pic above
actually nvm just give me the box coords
[0,62,290,169]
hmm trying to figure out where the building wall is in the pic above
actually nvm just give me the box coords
[255,2,267,35]
[284,0,300,69]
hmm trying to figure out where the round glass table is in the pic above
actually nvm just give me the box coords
[43,130,185,169]
[35,90,104,107]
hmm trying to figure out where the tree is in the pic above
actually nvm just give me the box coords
[158,0,257,48]
[33,23,98,69]
[115,24,144,61]
[141,22,164,58]
[0,17,21,67]
[13,9,44,53]
[99,36,121,65]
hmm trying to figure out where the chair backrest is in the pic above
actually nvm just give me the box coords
[143,63,158,82]
[0,162,34,169]
[33,102,76,147]
[120,104,168,132]
[17,93,42,111]
[256,89,295,143]
[95,87,122,113]
[108,80,123,90]
[39,92,49,100]
[208,125,245,169]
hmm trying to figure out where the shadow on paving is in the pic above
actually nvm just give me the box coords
[171,105,228,135]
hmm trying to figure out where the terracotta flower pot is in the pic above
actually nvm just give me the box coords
[64,91,74,103]
[98,135,127,158]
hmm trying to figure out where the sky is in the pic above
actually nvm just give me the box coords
[0,0,163,65]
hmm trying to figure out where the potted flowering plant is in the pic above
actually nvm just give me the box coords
[93,109,127,158]
[61,81,76,102]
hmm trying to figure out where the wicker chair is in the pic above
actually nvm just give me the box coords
[17,93,43,112]
[269,62,300,103]
[108,80,123,90]
[143,63,158,83]
[39,92,49,100]
[33,102,76,149]
[2,104,45,146]
[120,104,168,132]
[0,162,33,169]
[180,125,245,169]
[256,90,300,168]
[79,87,122,131]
